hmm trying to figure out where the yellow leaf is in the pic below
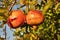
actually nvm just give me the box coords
[0,9,7,13]
[0,16,4,20]
[57,34,60,40]
[20,0,26,4]
[30,37,32,40]
[16,28,20,33]
[42,0,52,14]
[55,3,60,10]
[10,0,13,2]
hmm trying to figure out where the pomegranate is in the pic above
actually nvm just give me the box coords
[26,10,44,25]
[7,10,26,28]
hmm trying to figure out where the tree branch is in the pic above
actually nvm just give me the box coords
[9,0,16,12]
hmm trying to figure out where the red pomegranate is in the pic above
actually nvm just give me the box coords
[7,10,26,28]
[26,10,44,25]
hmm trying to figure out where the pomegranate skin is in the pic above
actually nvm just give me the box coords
[26,10,44,25]
[7,10,26,28]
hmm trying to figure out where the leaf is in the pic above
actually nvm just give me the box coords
[30,36,32,40]
[42,0,53,14]
[16,28,20,33]
[20,0,26,4]
[9,0,13,3]
[0,8,7,13]
[57,34,60,40]
[55,3,60,10]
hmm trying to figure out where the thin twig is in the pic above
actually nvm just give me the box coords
[5,25,6,40]
[9,0,16,12]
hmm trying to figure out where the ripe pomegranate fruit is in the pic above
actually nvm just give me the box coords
[26,10,44,25]
[7,10,26,28]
